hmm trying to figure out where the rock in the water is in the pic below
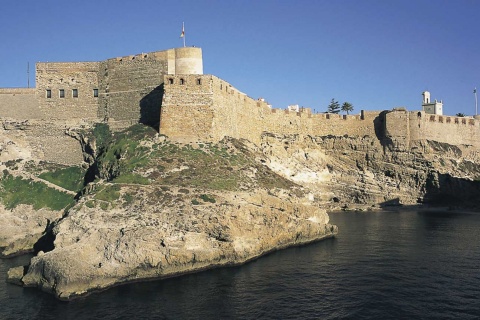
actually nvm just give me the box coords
[7,266,25,285]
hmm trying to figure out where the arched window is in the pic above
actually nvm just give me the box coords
[196,78,201,85]
[180,78,185,85]
[168,78,174,85]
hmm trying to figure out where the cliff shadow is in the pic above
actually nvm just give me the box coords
[373,111,394,151]
[379,198,402,207]
[422,172,480,209]
[139,84,164,131]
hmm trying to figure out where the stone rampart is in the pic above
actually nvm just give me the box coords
[98,52,169,126]
[0,119,84,165]
[36,62,100,120]
[409,111,480,148]
[161,75,381,144]
[0,88,40,119]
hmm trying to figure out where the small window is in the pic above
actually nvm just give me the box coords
[168,78,174,84]
[180,78,185,85]
[46,89,51,98]
[59,89,65,98]
[196,78,201,85]
[93,89,99,97]
[72,89,78,98]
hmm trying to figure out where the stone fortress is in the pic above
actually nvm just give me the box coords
[1,46,479,165]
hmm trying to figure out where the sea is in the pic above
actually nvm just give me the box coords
[1,209,480,320]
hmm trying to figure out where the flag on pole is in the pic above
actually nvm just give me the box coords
[475,88,477,94]
[180,22,185,38]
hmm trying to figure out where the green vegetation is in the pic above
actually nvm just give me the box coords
[122,193,134,205]
[96,125,156,181]
[112,173,150,185]
[94,184,121,202]
[327,98,340,113]
[85,200,95,208]
[341,102,354,115]
[93,123,112,154]
[200,194,216,203]
[39,166,86,192]
[0,172,75,210]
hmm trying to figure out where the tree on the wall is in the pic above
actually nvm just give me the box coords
[456,113,465,117]
[341,102,354,115]
[327,99,340,113]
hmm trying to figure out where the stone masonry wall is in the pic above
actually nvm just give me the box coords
[98,51,171,127]
[160,74,215,140]
[36,62,100,120]
[161,75,380,144]
[409,111,480,148]
[1,119,84,165]
[0,88,41,119]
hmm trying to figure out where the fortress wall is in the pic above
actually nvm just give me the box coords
[210,77,268,143]
[160,75,215,140]
[0,88,41,119]
[0,120,84,165]
[98,52,169,125]
[409,112,480,148]
[161,74,383,143]
[308,111,379,137]
[36,62,100,120]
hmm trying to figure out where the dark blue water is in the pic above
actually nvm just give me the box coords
[1,209,480,319]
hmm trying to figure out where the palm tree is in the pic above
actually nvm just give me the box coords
[341,102,354,115]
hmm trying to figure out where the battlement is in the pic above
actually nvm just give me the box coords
[160,74,381,143]
[0,88,35,95]
[383,109,480,148]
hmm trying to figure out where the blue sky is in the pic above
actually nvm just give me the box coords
[1,0,479,116]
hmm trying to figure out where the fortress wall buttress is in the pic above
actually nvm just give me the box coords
[99,52,169,126]
[36,62,100,120]
[160,75,215,141]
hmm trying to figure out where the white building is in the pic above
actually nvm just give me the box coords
[422,91,443,115]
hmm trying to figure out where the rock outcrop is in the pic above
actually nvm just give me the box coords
[0,204,61,257]
[20,188,336,300]
[259,132,480,210]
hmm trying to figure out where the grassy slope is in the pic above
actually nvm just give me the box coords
[0,123,299,211]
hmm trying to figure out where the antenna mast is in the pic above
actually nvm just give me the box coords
[27,62,30,88]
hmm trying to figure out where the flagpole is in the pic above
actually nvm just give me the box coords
[475,87,478,116]
[182,22,186,47]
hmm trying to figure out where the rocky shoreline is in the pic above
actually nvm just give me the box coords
[6,189,337,300]
[2,123,480,300]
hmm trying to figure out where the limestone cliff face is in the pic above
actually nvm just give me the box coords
[0,205,60,257]
[21,188,336,300]
[259,132,480,210]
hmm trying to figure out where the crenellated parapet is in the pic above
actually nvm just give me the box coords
[160,74,380,143]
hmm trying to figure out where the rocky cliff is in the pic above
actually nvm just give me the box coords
[2,124,336,299]
[2,120,480,300]
[259,132,480,210]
